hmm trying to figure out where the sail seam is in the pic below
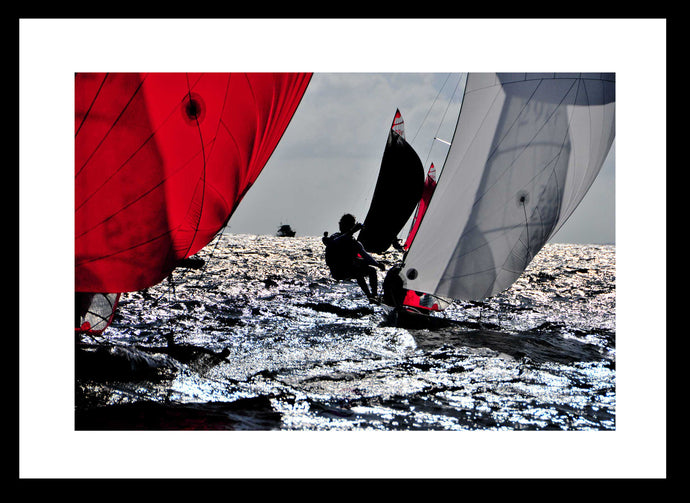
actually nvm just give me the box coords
[76,73,190,214]
[478,79,581,292]
[75,74,148,181]
[75,140,213,241]
[456,78,578,247]
[469,78,577,209]
[440,76,580,297]
[76,229,173,266]
[174,74,208,262]
[74,73,108,140]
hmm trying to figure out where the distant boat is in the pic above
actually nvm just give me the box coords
[75,72,312,334]
[276,224,296,237]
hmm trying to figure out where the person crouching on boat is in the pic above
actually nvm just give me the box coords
[323,213,385,303]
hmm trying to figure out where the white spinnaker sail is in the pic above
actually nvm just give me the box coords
[402,73,615,301]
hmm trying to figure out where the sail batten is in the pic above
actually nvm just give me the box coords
[402,73,615,301]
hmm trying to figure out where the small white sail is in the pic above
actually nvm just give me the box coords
[402,73,615,301]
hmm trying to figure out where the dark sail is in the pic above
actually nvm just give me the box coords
[358,124,424,254]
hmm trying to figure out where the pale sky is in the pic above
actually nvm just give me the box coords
[229,72,616,244]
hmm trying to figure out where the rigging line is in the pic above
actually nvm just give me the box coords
[422,73,464,173]
[169,77,209,268]
[411,73,452,144]
[402,75,466,249]
[189,229,226,289]
[152,275,174,303]
[521,196,533,263]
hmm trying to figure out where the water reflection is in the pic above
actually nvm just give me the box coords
[76,235,615,431]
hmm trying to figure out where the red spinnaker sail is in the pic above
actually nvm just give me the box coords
[75,73,311,293]
[403,163,437,250]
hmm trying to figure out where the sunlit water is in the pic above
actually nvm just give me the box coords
[76,234,615,431]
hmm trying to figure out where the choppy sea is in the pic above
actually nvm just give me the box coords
[75,234,615,432]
